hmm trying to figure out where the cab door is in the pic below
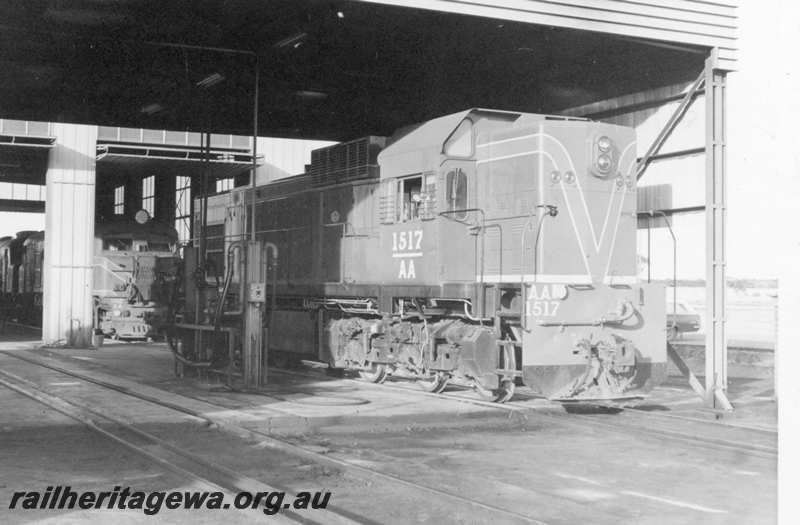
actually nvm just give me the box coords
[374,172,438,285]
[437,159,476,283]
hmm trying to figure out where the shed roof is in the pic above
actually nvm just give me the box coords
[0,1,736,140]
[360,1,738,70]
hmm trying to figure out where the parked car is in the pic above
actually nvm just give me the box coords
[667,302,701,339]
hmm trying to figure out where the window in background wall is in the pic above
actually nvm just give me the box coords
[0,183,46,201]
[216,177,234,193]
[114,185,125,215]
[142,175,155,217]
[175,176,191,245]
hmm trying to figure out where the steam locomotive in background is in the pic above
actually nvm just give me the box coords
[1,220,180,338]
[188,108,667,403]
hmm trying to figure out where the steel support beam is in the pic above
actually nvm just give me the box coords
[636,205,705,218]
[704,50,733,410]
[636,71,705,180]
[42,123,98,347]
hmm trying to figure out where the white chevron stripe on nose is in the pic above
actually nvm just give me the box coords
[476,132,637,283]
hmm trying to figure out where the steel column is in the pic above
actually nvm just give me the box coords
[42,123,98,346]
[704,50,733,410]
[243,241,265,387]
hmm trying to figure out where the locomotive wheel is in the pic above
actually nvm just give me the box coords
[475,377,515,403]
[359,363,387,383]
[417,372,449,394]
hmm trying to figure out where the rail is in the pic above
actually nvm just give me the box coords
[0,350,550,524]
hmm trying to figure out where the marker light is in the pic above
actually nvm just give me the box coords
[550,171,561,183]
[564,171,576,184]
[597,136,612,152]
[597,154,612,173]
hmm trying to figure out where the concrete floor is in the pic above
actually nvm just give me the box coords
[0,330,777,524]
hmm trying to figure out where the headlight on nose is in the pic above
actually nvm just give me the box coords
[597,154,612,173]
[592,134,618,178]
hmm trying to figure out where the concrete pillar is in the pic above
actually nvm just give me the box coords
[43,123,98,346]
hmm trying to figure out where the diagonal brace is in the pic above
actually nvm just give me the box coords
[637,71,705,180]
[667,343,706,398]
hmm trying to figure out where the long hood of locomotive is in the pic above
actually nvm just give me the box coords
[476,121,638,286]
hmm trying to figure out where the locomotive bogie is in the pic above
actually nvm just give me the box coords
[322,312,509,394]
[98,302,165,340]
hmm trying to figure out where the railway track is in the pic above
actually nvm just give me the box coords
[8,346,776,460]
[269,365,777,459]
[0,369,303,525]
[0,350,549,525]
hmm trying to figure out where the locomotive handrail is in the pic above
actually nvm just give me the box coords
[304,297,379,315]
[216,241,246,321]
[323,221,373,238]
[93,260,131,283]
[521,205,558,332]
[649,210,678,334]
[536,300,636,327]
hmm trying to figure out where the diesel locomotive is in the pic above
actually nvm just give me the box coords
[1,231,41,324]
[195,108,667,402]
[93,219,181,339]
[0,220,180,338]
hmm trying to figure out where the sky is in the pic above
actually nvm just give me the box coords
[1,2,796,280]
[724,1,798,279]
[635,1,797,280]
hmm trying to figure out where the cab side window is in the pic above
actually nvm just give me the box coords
[397,175,423,222]
[445,168,468,220]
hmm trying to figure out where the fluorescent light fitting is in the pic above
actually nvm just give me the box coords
[274,32,307,49]
[140,103,164,115]
[196,72,225,88]
[295,90,327,99]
